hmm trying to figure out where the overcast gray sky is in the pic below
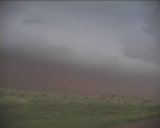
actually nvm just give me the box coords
[0,1,160,75]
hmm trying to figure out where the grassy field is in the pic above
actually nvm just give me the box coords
[0,88,160,128]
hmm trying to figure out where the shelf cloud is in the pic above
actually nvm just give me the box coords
[0,1,160,75]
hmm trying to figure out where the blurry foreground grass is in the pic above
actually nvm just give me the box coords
[0,88,160,128]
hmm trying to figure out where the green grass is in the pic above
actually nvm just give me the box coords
[0,88,160,128]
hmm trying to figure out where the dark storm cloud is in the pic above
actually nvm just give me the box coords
[0,1,160,74]
[124,1,160,65]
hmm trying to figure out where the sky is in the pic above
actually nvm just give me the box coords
[0,1,160,75]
